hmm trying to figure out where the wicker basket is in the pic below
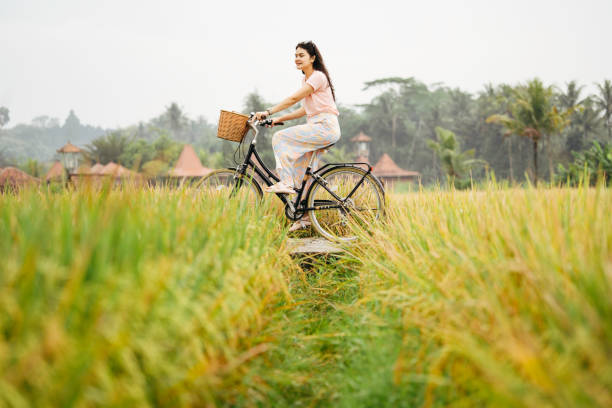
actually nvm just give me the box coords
[217,110,250,142]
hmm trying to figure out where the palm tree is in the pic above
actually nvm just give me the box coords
[594,79,612,140]
[557,81,584,111]
[487,79,572,185]
[85,131,129,164]
[23,159,44,177]
[573,97,603,144]
[427,127,486,187]
[362,89,404,149]
[166,102,186,134]
[362,77,419,149]
[477,84,515,181]
[558,81,586,152]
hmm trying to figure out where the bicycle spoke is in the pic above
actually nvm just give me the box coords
[308,168,383,241]
[196,169,262,205]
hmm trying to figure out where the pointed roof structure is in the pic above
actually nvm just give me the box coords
[169,144,213,177]
[57,141,82,153]
[373,154,420,178]
[0,167,40,187]
[350,132,372,142]
[45,161,65,181]
[90,163,104,174]
[100,162,135,177]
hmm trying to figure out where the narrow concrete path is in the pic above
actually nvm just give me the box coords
[286,237,344,255]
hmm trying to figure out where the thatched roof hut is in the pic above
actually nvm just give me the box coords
[350,132,372,142]
[100,162,136,177]
[373,154,420,179]
[169,145,212,177]
[0,167,40,190]
[57,142,82,153]
[90,163,104,174]
[45,161,65,181]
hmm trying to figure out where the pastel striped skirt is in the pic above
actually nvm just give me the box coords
[272,113,341,188]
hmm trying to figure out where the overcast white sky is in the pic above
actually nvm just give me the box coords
[1,0,610,129]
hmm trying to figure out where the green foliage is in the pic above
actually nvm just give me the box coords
[0,147,14,167]
[151,133,182,163]
[0,110,106,162]
[0,106,9,128]
[572,97,603,146]
[594,79,612,139]
[197,148,223,169]
[119,138,156,169]
[20,158,45,177]
[321,145,350,164]
[240,91,277,168]
[0,106,217,165]
[84,131,130,165]
[140,159,169,177]
[166,102,187,133]
[86,132,183,173]
[557,141,612,185]
[0,188,290,406]
[427,127,485,188]
[1,187,611,406]
[487,78,573,184]
[2,76,611,186]
[349,188,612,407]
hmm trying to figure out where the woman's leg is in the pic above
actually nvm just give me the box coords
[272,120,339,188]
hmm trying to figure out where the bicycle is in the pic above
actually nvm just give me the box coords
[196,113,385,241]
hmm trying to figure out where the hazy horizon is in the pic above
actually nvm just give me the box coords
[1,0,611,129]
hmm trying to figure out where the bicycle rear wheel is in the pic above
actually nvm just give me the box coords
[195,169,263,204]
[307,166,384,241]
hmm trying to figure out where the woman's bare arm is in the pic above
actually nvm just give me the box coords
[261,84,314,117]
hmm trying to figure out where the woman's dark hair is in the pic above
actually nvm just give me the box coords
[296,41,336,101]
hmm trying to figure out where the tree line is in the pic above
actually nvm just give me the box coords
[331,77,611,185]
[1,77,610,185]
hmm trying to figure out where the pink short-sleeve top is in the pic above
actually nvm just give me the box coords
[302,70,339,117]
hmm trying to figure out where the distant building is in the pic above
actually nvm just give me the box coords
[0,167,40,191]
[45,161,65,182]
[56,142,82,174]
[350,131,420,187]
[100,162,137,177]
[351,132,373,162]
[90,163,104,174]
[169,145,213,178]
[372,153,420,187]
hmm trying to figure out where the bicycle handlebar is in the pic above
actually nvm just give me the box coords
[259,118,284,127]
[248,112,284,127]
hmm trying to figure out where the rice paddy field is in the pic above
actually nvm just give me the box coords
[0,183,611,407]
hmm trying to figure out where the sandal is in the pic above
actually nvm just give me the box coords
[265,182,296,194]
[288,219,311,232]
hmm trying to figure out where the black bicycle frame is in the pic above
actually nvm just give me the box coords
[236,124,376,213]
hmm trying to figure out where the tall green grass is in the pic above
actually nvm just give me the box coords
[0,186,294,406]
[348,186,612,407]
[1,184,610,407]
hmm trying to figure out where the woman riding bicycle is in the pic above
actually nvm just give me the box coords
[254,41,340,231]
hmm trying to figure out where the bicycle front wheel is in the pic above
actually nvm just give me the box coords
[307,166,384,241]
[195,169,263,204]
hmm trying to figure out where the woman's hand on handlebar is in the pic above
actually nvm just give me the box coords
[254,111,269,121]
[266,118,283,128]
